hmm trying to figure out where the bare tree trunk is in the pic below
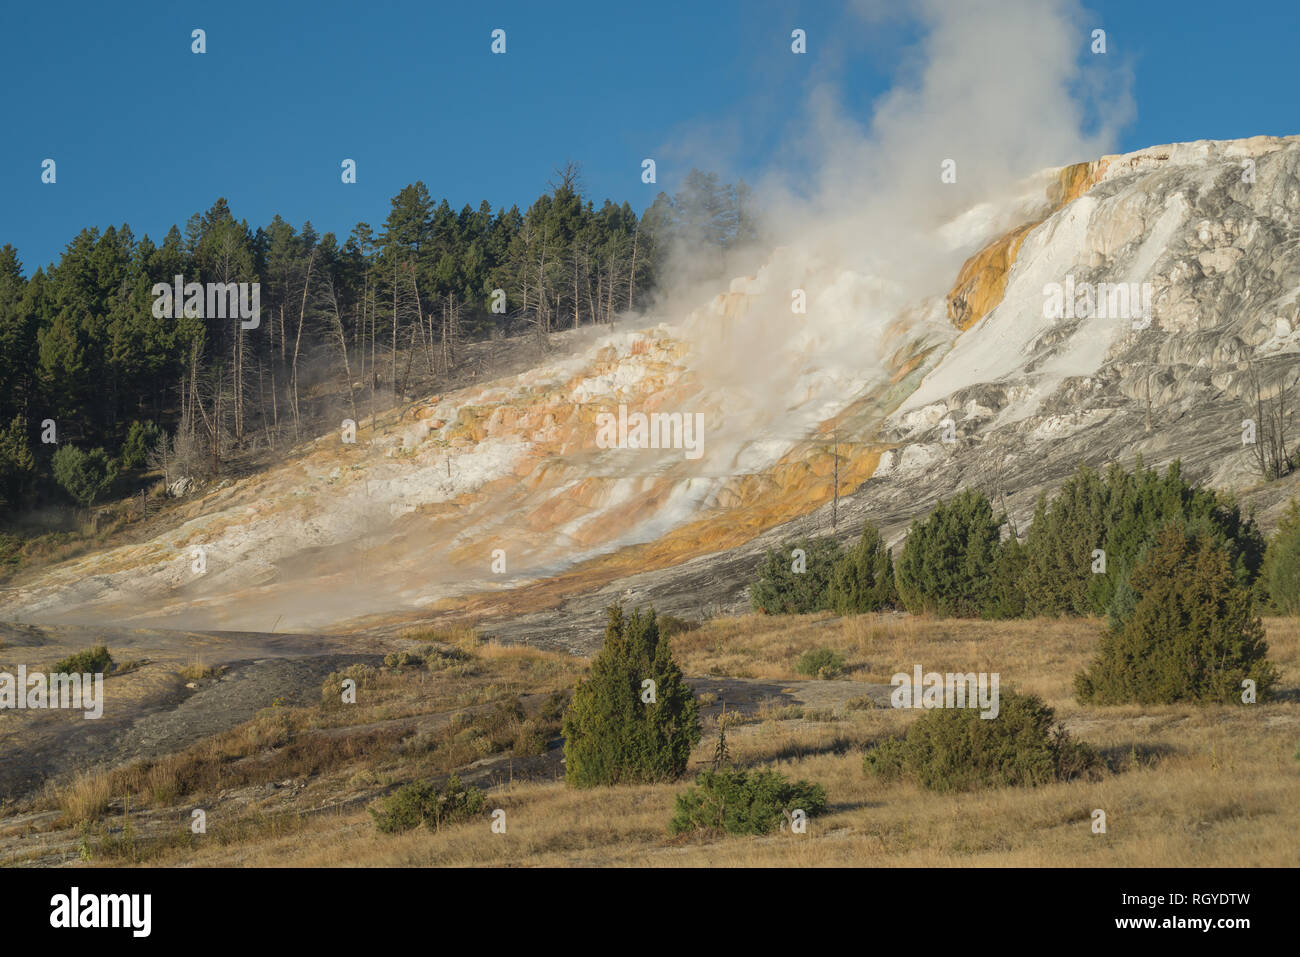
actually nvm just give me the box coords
[327,276,360,427]
[536,227,550,334]
[409,263,435,376]
[390,259,398,396]
[291,248,317,441]
[572,252,581,329]
[605,252,617,323]
[627,224,640,311]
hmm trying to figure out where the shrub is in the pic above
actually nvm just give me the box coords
[895,489,1005,617]
[749,537,841,614]
[320,663,378,706]
[795,647,846,679]
[985,534,1029,619]
[51,644,113,676]
[51,445,118,508]
[657,614,700,638]
[862,688,1100,791]
[827,522,897,613]
[1075,524,1280,704]
[383,644,469,671]
[121,420,162,470]
[562,604,701,787]
[1263,499,1300,615]
[368,774,486,833]
[383,650,413,669]
[669,768,827,836]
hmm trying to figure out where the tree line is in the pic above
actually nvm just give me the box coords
[752,459,1299,703]
[0,166,756,515]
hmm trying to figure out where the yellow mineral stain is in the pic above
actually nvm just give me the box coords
[945,158,1110,332]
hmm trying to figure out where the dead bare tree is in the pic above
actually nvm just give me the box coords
[1247,362,1298,479]
[325,274,360,428]
[291,247,317,440]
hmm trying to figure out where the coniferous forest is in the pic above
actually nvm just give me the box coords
[0,167,755,516]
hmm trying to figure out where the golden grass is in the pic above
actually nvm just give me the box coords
[31,614,1300,867]
[52,769,113,826]
[672,612,1106,708]
[139,699,1300,867]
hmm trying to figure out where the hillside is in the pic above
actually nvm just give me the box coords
[2,136,1298,647]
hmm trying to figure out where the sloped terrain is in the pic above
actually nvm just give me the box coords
[2,137,1299,650]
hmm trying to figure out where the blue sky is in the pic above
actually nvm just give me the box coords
[2,0,1298,273]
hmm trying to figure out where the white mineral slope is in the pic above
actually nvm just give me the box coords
[0,188,1031,632]
[7,136,1299,638]
[896,136,1300,431]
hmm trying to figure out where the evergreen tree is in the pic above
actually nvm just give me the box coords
[895,489,1005,617]
[563,604,701,787]
[1075,524,1279,704]
[1263,499,1300,615]
[0,171,683,514]
[827,522,897,613]
[0,415,35,508]
[51,445,118,508]
[750,536,842,614]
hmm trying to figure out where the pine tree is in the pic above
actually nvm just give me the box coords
[827,522,897,613]
[1075,524,1279,704]
[1021,460,1265,618]
[0,415,35,508]
[1263,499,1300,615]
[562,603,701,787]
[51,445,118,508]
[895,489,1004,617]
[750,536,842,614]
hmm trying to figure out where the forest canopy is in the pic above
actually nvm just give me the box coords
[0,165,755,514]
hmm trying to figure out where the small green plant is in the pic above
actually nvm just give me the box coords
[862,689,1101,791]
[711,701,732,770]
[795,647,845,679]
[383,643,471,671]
[669,768,827,836]
[320,663,378,706]
[368,774,486,833]
[657,614,700,638]
[50,644,113,676]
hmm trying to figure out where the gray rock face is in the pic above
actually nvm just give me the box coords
[486,137,1300,651]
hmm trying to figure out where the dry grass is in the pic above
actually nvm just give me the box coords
[28,614,1300,867]
[26,637,582,858]
[139,697,1300,867]
[178,660,223,681]
[51,769,113,826]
